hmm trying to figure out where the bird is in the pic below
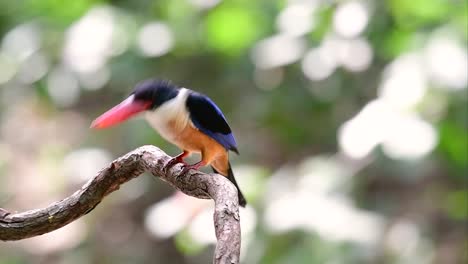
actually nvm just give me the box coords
[91,79,246,207]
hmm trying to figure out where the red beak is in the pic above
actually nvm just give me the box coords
[90,95,152,129]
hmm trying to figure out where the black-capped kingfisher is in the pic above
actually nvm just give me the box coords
[91,79,247,207]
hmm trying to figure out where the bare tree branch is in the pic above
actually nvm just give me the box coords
[0,145,241,264]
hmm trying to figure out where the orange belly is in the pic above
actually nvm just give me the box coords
[171,121,228,167]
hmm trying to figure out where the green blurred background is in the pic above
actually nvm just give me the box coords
[0,0,466,263]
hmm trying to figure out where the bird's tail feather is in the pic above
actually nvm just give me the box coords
[212,163,247,207]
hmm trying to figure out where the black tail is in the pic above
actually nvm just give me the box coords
[212,163,247,207]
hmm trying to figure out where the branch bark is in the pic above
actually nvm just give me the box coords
[0,145,241,264]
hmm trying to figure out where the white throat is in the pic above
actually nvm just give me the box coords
[145,88,190,143]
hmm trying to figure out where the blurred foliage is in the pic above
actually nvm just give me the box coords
[0,0,467,264]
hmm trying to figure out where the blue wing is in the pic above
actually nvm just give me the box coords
[186,92,238,153]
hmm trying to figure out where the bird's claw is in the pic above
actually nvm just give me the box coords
[179,162,205,175]
[164,151,190,173]
[180,164,193,175]
[164,157,185,173]
[166,157,180,168]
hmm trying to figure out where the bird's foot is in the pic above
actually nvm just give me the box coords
[165,151,189,172]
[166,156,185,168]
[180,161,206,175]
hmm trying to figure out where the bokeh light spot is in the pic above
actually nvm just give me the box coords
[63,6,118,73]
[137,22,174,57]
[333,1,369,38]
[47,66,80,107]
[425,35,468,90]
[1,23,41,61]
[277,2,315,37]
[379,53,427,109]
[252,34,306,69]
[382,115,438,159]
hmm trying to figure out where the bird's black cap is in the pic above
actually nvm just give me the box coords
[132,79,179,109]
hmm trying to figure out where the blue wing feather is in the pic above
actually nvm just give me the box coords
[186,92,238,153]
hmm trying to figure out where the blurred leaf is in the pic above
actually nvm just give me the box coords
[309,5,333,42]
[388,0,451,28]
[452,1,468,39]
[259,232,354,264]
[204,3,266,56]
[161,0,194,21]
[381,28,415,57]
[174,229,205,255]
[444,190,468,220]
[276,0,288,10]
[260,231,309,264]
[0,256,28,264]
[438,121,468,171]
[25,0,101,24]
